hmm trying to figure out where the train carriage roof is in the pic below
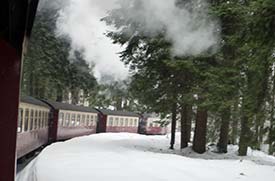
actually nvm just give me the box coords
[20,96,50,108]
[44,100,98,114]
[97,109,140,118]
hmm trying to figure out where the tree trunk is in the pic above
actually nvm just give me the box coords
[116,97,123,110]
[56,84,63,102]
[238,114,251,156]
[269,74,275,155]
[193,107,208,154]
[269,121,275,155]
[231,99,239,145]
[170,102,177,150]
[71,88,79,105]
[180,104,192,149]
[217,108,230,153]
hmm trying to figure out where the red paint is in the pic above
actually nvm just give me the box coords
[106,126,138,133]
[97,114,107,133]
[146,127,167,135]
[16,128,49,158]
[48,110,59,142]
[0,40,21,181]
[57,126,97,140]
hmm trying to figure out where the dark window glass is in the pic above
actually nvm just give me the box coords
[17,108,23,133]
[30,110,34,130]
[86,115,90,126]
[24,109,29,132]
[77,114,80,126]
[71,114,76,126]
[38,111,42,129]
[34,110,38,129]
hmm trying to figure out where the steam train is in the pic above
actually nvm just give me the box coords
[17,96,166,160]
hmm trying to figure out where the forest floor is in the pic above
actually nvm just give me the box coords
[17,133,275,181]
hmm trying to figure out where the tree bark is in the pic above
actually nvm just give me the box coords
[170,102,177,150]
[269,74,275,155]
[193,107,208,154]
[217,108,230,153]
[180,104,192,149]
[71,88,79,105]
[238,114,250,156]
[231,100,239,145]
[56,84,63,102]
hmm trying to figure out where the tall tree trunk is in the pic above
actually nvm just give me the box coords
[170,102,177,150]
[180,104,192,149]
[238,114,251,156]
[71,88,79,105]
[217,107,230,153]
[56,84,63,102]
[231,99,239,145]
[269,119,275,155]
[269,73,275,155]
[116,97,123,110]
[193,107,208,154]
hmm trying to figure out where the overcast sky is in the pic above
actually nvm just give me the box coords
[52,0,129,82]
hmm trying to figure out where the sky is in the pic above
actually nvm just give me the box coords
[38,0,219,83]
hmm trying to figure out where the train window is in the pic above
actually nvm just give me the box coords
[134,119,137,127]
[24,109,29,132]
[45,112,48,127]
[82,115,85,126]
[65,113,70,127]
[109,117,113,126]
[90,115,94,126]
[17,108,23,133]
[34,110,38,130]
[125,118,129,127]
[30,110,34,130]
[58,112,62,126]
[150,123,153,127]
[115,117,119,126]
[129,119,133,127]
[76,114,81,126]
[38,111,41,129]
[94,115,98,125]
[120,118,123,126]
[41,111,44,128]
[71,114,76,126]
[86,115,90,126]
[43,111,47,128]
[59,112,64,126]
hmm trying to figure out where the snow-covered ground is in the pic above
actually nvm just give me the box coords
[17,133,275,181]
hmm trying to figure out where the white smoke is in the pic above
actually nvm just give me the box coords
[54,0,129,82]
[112,0,220,56]
[39,0,219,83]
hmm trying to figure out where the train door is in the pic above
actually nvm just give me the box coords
[48,109,59,143]
[96,114,107,133]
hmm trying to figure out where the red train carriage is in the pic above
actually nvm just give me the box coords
[17,97,50,159]
[142,114,167,135]
[97,109,140,133]
[44,100,98,141]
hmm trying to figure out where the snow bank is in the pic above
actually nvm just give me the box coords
[17,133,275,181]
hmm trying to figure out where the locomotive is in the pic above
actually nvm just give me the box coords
[17,96,166,160]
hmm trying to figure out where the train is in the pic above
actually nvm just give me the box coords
[17,96,166,160]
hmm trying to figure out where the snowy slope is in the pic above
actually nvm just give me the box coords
[17,133,275,181]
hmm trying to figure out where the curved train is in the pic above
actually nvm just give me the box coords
[17,96,166,160]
